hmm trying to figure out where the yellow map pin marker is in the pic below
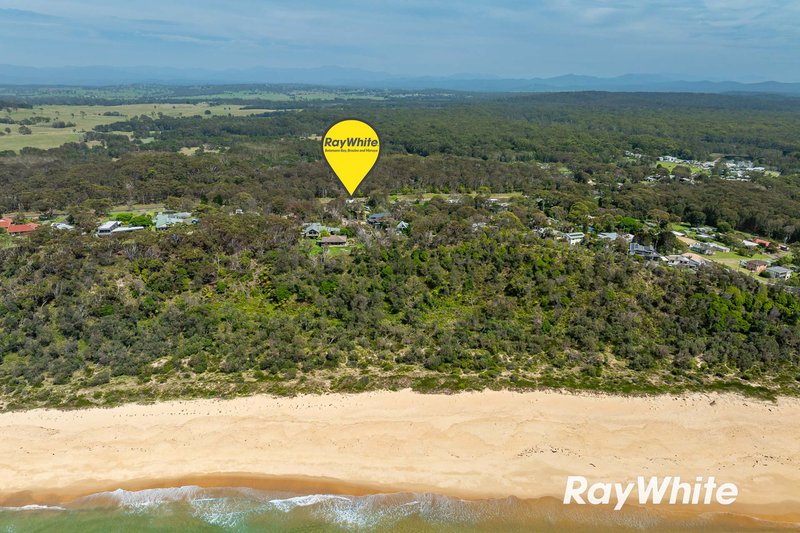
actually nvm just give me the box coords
[322,119,380,195]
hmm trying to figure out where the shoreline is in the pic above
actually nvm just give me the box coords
[4,473,800,529]
[1,390,799,522]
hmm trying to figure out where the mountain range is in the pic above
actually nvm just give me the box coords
[1,64,799,95]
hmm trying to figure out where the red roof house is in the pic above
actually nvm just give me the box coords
[754,238,771,248]
[0,217,13,229]
[7,223,39,235]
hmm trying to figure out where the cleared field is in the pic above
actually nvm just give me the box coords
[710,250,774,273]
[656,161,704,173]
[0,103,263,152]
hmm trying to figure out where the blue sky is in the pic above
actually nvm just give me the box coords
[0,0,797,81]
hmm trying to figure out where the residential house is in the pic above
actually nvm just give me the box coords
[690,242,730,255]
[97,221,121,236]
[765,266,792,280]
[154,212,197,230]
[598,232,633,243]
[0,217,39,235]
[741,259,769,273]
[564,232,585,245]
[318,235,348,247]
[681,252,709,266]
[7,223,39,235]
[754,239,771,248]
[367,213,389,225]
[629,242,662,261]
[110,226,145,235]
[395,221,409,233]
[741,240,758,248]
[302,223,340,238]
[52,222,75,230]
[97,221,145,236]
[710,243,730,253]
[665,254,705,269]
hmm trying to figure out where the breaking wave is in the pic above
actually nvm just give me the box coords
[2,486,795,532]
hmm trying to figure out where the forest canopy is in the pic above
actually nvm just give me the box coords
[0,88,799,408]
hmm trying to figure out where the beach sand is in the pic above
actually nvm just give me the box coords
[0,389,798,521]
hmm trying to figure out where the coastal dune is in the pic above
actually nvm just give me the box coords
[0,389,798,519]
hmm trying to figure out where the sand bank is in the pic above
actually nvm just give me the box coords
[0,390,798,518]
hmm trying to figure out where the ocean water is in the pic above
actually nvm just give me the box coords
[0,486,795,532]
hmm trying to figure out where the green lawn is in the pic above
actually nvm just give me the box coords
[656,161,703,173]
[300,238,353,257]
[705,251,774,279]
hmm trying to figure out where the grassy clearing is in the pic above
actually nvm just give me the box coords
[0,103,263,152]
[656,161,704,173]
[708,251,775,280]
[301,239,354,257]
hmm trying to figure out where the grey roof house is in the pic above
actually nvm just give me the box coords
[154,212,198,230]
[765,266,792,279]
[367,213,389,225]
[302,223,340,238]
[629,242,662,261]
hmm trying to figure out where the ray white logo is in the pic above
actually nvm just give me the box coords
[563,476,738,511]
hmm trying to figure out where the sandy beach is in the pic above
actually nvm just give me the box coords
[1,389,799,520]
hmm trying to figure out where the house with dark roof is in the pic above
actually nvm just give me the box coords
[367,213,389,225]
[302,222,340,238]
[629,242,662,261]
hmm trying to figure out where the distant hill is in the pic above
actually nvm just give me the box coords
[0,64,799,95]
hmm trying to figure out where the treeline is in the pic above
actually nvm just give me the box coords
[0,100,32,111]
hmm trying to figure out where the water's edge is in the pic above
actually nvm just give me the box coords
[1,480,798,532]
